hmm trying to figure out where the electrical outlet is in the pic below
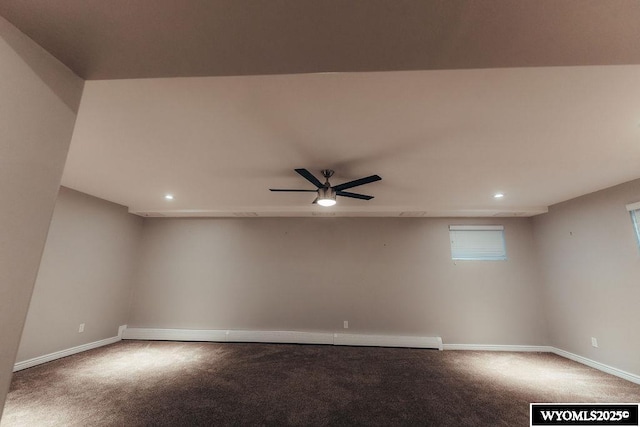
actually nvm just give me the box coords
[78,323,85,333]
[591,337,598,348]
[343,321,348,329]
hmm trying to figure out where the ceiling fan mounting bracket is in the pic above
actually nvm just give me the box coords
[321,169,335,180]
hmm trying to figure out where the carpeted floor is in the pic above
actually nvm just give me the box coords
[2,341,640,426]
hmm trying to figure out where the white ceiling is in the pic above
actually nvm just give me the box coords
[62,66,640,217]
[3,1,640,217]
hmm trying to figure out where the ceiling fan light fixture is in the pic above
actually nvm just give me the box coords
[317,187,337,207]
[270,168,380,206]
[317,198,336,207]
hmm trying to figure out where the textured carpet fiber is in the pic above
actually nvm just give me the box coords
[3,341,640,426]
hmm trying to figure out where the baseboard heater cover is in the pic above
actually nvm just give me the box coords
[226,330,334,345]
[122,327,443,350]
[334,333,443,349]
[121,327,228,342]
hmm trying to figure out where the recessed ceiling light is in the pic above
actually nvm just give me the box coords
[494,193,504,199]
[164,194,174,200]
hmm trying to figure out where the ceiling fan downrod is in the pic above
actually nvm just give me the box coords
[320,169,334,186]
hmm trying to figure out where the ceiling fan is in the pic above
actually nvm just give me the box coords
[270,169,382,206]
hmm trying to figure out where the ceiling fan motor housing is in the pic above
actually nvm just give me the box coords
[318,186,336,200]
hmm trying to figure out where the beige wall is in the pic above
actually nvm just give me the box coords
[129,217,546,345]
[16,188,143,362]
[533,178,640,376]
[0,17,83,418]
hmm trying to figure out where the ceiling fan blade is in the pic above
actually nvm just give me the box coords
[336,191,373,200]
[295,168,324,188]
[270,189,318,192]
[332,174,381,192]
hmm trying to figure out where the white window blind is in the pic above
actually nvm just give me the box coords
[449,225,507,261]
[626,202,640,248]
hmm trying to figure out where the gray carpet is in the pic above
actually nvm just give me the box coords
[3,341,640,426]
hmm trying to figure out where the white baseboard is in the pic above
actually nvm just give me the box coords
[15,326,640,386]
[122,327,443,350]
[13,325,126,372]
[442,343,640,385]
[551,347,640,385]
[118,324,127,338]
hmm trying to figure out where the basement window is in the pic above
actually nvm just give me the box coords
[449,225,507,261]
[627,202,640,250]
